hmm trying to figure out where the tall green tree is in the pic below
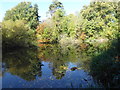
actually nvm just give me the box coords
[78,2,119,41]
[4,2,40,29]
[49,0,64,16]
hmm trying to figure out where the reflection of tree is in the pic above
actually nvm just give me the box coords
[38,44,79,63]
[52,69,65,79]
[52,66,66,79]
[38,42,119,82]
[38,44,79,79]
[2,48,42,81]
[51,60,68,79]
[38,43,101,79]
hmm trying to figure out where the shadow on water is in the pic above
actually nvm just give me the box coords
[89,39,120,88]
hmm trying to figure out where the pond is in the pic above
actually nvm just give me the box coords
[2,41,120,88]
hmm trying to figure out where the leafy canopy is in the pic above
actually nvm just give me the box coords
[49,0,64,16]
[4,2,40,29]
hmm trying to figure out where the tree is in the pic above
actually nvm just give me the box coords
[4,2,40,29]
[78,2,119,41]
[36,0,65,42]
[49,0,64,16]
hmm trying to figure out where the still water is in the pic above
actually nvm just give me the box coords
[2,42,119,88]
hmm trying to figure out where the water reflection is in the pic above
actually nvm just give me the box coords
[3,48,42,81]
[38,44,90,79]
[2,40,120,88]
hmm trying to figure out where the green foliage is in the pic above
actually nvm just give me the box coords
[78,2,119,41]
[4,2,39,29]
[40,1,119,44]
[90,39,120,88]
[62,14,76,37]
[49,0,64,16]
[38,10,77,42]
[52,9,65,22]
[36,19,58,42]
[2,20,36,48]
[2,1,120,87]
[37,6,65,42]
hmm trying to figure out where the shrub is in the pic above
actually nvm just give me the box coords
[2,20,36,48]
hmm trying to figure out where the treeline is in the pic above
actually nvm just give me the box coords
[1,0,119,48]
[36,0,119,44]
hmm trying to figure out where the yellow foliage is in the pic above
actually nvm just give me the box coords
[80,32,86,40]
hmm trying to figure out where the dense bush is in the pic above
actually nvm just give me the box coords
[90,39,120,88]
[36,19,58,42]
[2,20,36,48]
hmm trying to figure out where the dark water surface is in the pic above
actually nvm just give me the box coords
[2,41,120,88]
